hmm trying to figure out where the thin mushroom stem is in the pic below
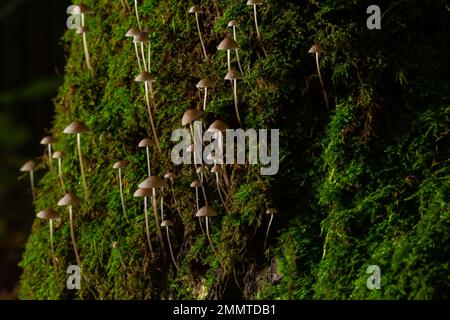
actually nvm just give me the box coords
[49,219,59,283]
[233,26,243,74]
[118,168,128,222]
[264,213,274,249]
[152,189,167,261]
[215,172,227,209]
[145,146,151,176]
[195,188,206,236]
[160,191,164,221]
[140,43,148,71]
[202,87,208,111]
[144,81,161,152]
[195,12,208,62]
[29,171,36,203]
[205,216,217,255]
[233,79,243,127]
[315,52,329,110]
[144,197,156,260]
[134,0,141,30]
[81,14,93,73]
[68,206,81,267]
[77,133,89,200]
[117,250,126,269]
[147,41,151,72]
[252,5,267,57]
[134,42,143,73]
[57,158,66,193]
[227,50,231,71]
[47,145,53,170]
[166,227,179,271]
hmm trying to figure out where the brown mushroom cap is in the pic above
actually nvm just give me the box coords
[308,44,324,54]
[135,71,155,82]
[57,192,81,206]
[196,78,214,89]
[52,151,66,159]
[266,208,278,215]
[211,164,222,173]
[40,136,55,145]
[217,36,239,51]
[112,241,120,249]
[161,220,174,228]
[190,180,202,188]
[133,188,153,198]
[224,69,244,80]
[139,176,168,189]
[164,172,177,180]
[138,138,154,148]
[228,20,239,27]
[196,165,209,174]
[189,4,201,13]
[195,206,217,217]
[208,120,229,132]
[20,160,35,172]
[247,0,262,5]
[113,161,127,169]
[37,209,60,220]
[133,32,150,43]
[182,109,203,126]
[126,27,141,37]
[63,121,89,134]
[76,26,90,34]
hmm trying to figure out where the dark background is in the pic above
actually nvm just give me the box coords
[0,0,69,299]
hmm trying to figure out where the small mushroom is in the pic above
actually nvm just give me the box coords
[134,187,156,259]
[161,220,179,271]
[138,138,155,177]
[196,78,214,111]
[63,121,90,200]
[52,151,66,193]
[195,206,218,254]
[211,164,228,209]
[264,207,278,249]
[133,32,150,72]
[112,241,126,269]
[189,5,208,62]
[57,192,81,267]
[142,26,156,72]
[164,172,179,206]
[113,161,128,222]
[217,36,239,72]
[246,0,266,55]
[36,208,61,281]
[20,160,36,203]
[196,165,208,184]
[126,27,143,72]
[224,69,244,127]
[182,109,204,164]
[227,20,243,74]
[308,44,329,109]
[40,136,55,170]
[207,120,230,188]
[71,4,94,73]
[191,180,206,236]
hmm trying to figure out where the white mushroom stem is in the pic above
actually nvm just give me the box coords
[116,249,126,269]
[57,158,66,193]
[147,41,151,72]
[47,144,53,170]
[264,213,274,249]
[68,206,81,267]
[152,189,167,261]
[165,227,179,271]
[169,179,178,206]
[315,52,329,110]
[143,196,156,259]
[160,189,164,221]
[195,187,199,211]
[81,14,93,73]
[194,12,208,62]
[205,216,217,255]
[140,43,148,72]
[49,219,59,282]
[29,170,36,203]
[118,168,128,222]
[77,133,89,200]
[145,145,151,176]
[215,172,227,209]
[202,87,208,111]
[227,50,231,72]
[252,5,267,57]
[232,79,243,127]
[143,81,161,152]
[232,26,243,74]
[134,0,141,29]
[134,43,143,73]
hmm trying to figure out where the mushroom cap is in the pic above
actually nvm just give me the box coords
[139,176,168,189]
[36,209,60,220]
[20,160,35,172]
[164,172,177,179]
[57,192,81,206]
[217,36,239,51]
[76,26,90,34]
[161,220,174,228]
[190,180,202,188]
[196,78,214,89]
[63,121,89,134]
[142,26,156,33]
[228,20,239,27]
[195,206,217,217]
[208,119,229,132]
[133,32,150,43]
[189,5,201,13]
[112,241,120,249]
[182,109,203,126]
[138,138,154,147]
[135,71,155,82]
[308,44,324,54]
[40,136,55,145]
[67,4,94,14]
[113,160,127,169]
[133,188,153,198]
[126,27,141,37]
[52,151,66,159]
[225,69,244,80]
[196,165,209,174]
[266,207,278,215]
[211,164,222,173]
[246,0,262,5]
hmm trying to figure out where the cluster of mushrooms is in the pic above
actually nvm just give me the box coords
[19,1,332,285]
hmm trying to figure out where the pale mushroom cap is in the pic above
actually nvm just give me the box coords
[225,69,244,80]
[208,119,229,132]
[266,208,278,215]
[133,32,150,43]
[228,20,239,27]
[195,206,217,217]
[196,165,208,174]
[63,121,89,134]
[135,71,155,82]
[52,151,66,159]
[133,188,153,198]
[76,26,90,34]
[138,138,154,147]
[126,27,141,37]
[40,136,55,145]
[182,109,203,126]
[211,164,222,173]
[161,220,174,228]
[113,161,127,169]
[218,36,239,51]
[139,176,167,189]
[112,241,120,249]
[247,0,262,5]
[196,78,214,89]
[20,160,35,172]
[67,4,94,15]
[190,180,202,188]
[308,44,324,54]
[189,4,201,13]
[37,209,60,220]
[164,172,177,179]
[57,192,80,206]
